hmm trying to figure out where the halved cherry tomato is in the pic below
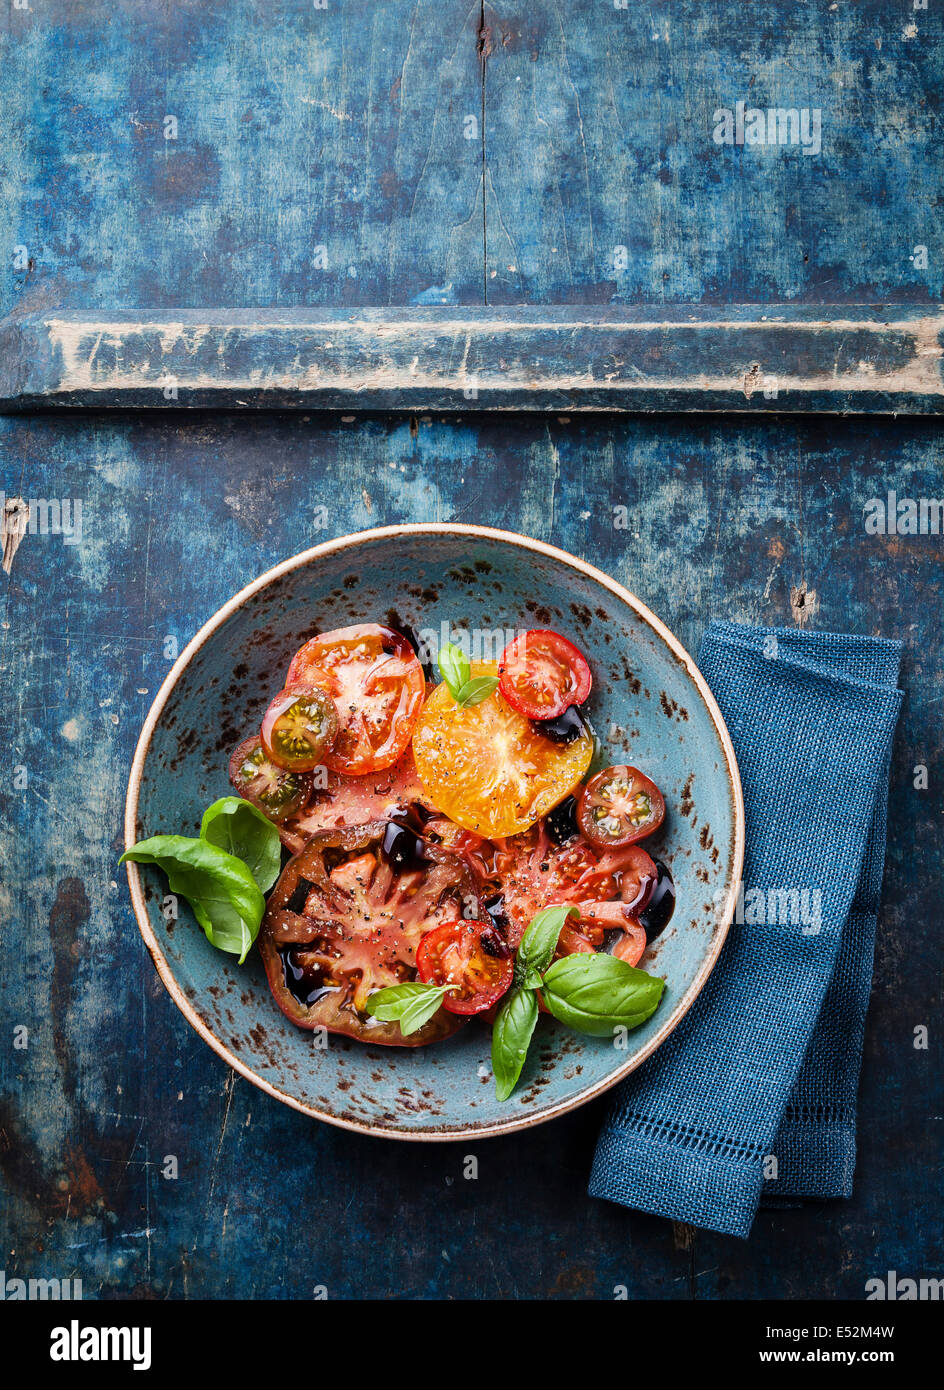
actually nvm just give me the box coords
[412,661,594,837]
[577,765,665,848]
[260,685,339,771]
[286,624,425,776]
[229,735,310,822]
[415,920,514,1015]
[498,629,592,720]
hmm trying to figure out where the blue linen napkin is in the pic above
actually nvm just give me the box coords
[589,622,903,1238]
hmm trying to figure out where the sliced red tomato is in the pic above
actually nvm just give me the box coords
[415,920,514,1015]
[260,821,480,1046]
[228,735,311,822]
[575,845,659,917]
[412,661,593,837]
[558,921,603,954]
[286,624,425,776]
[497,629,591,720]
[268,747,438,854]
[577,764,665,848]
[421,820,504,889]
[260,685,338,771]
[499,824,658,959]
[611,924,647,966]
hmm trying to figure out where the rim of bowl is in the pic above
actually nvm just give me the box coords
[124,523,745,1141]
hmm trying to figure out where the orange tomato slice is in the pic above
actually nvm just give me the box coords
[411,662,594,837]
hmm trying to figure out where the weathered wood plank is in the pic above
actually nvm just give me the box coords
[1,306,942,411]
[482,2,943,306]
[0,0,486,320]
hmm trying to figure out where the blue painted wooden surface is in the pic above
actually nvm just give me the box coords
[481,2,943,305]
[2,410,942,1298]
[1,1,942,1299]
[2,1,941,315]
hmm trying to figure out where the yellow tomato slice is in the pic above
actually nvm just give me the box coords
[411,662,594,837]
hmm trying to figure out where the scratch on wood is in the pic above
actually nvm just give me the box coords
[2,497,28,574]
[209,1071,236,1199]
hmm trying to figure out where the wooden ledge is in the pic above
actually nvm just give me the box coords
[1,306,942,413]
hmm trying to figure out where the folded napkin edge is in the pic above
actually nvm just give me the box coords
[706,620,903,654]
[589,1128,764,1238]
[703,629,904,700]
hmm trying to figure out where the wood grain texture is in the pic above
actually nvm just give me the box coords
[482,1,943,306]
[3,2,942,409]
[1,306,943,411]
[0,408,941,1299]
[0,0,942,1302]
[0,0,486,316]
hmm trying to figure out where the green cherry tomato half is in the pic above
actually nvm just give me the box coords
[229,735,311,822]
[260,685,339,772]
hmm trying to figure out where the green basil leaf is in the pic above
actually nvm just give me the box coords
[365,982,448,1035]
[120,834,265,964]
[237,917,253,964]
[438,641,470,699]
[200,796,282,893]
[491,987,540,1101]
[518,903,579,975]
[455,675,500,708]
[520,967,544,992]
[541,953,665,1037]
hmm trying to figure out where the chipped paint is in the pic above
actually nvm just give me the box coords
[1,497,28,574]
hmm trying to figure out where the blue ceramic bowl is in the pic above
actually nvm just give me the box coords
[125,526,743,1139]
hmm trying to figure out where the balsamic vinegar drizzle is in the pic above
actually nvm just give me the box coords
[384,610,433,680]
[285,877,315,915]
[544,794,579,844]
[280,945,335,1008]
[637,860,675,941]
[379,819,436,874]
[532,705,589,744]
[483,891,510,936]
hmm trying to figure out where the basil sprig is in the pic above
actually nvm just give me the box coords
[366,982,451,1034]
[438,641,500,708]
[490,904,666,1101]
[121,796,282,963]
[542,954,664,1037]
[516,904,579,976]
[492,987,539,1101]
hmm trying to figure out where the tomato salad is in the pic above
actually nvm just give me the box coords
[125,622,674,1100]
